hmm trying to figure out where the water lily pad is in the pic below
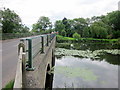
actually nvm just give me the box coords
[55,48,120,59]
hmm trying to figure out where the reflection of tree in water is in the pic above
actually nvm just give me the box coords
[56,42,120,51]
[98,53,120,65]
[55,42,120,65]
[73,43,120,51]
[55,55,63,60]
[55,53,120,65]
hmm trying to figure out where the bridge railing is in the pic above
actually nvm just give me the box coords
[14,33,56,88]
[20,33,56,71]
[14,41,25,88]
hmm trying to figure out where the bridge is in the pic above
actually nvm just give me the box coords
[13,33,56,89]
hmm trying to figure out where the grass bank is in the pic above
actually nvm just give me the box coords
[2,80,14,89]
[57,35,119,43]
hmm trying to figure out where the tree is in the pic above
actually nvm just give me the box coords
[54,20,65,34]
[90,21,108,38]
[61,30,66,36]
[1,8,22,33]
[19,25,29,33]
[107,11,120,31]
[32,16,52,33]
[73,32,81,39]
[37,16,52,31]
[62,17,71,37]
[73,18,88,37]
[83,27,90,38]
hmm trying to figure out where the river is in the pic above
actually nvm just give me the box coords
[52,42,120,88]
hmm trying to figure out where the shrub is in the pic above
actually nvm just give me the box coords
[61,30,66,36]
[72,32,81,39]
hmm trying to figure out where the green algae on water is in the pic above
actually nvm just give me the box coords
[55,66,98,81]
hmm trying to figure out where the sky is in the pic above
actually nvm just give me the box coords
[0,0,120,29]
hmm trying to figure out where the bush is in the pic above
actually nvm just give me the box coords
[56,35,76,43]
[72,32,81,39]
[61,30,66,36]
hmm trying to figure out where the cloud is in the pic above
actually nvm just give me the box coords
[1,0,119,28]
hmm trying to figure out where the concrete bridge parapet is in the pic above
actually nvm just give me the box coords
[24,36,56,88]
[14,34,56,89]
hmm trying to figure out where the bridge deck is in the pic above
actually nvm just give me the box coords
[23,36,56,88]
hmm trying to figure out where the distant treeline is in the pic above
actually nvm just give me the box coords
[0,8,120,39]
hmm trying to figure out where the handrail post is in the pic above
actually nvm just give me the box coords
[41,36,44,53]
[50,34,52,43]
[26,39,34,71]
[47,35,49,46]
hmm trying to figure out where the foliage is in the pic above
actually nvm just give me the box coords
[55,48,120,59]
[54,20,65,33]
[56,43,71,49]
[56,35,118,43]
[61,30,66,36]
[1,8,22,33]
[1,33,41,40]
[54,10,120,39]
[107,11,120,31]
[3,80,14,89]
[72,32,81,39]
[82,27,90,38]
[90,21,108,39]
[32,16,52,32]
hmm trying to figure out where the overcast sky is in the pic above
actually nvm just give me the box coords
[0,0,119,29]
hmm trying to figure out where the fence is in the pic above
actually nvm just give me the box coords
[14,33,56,88]
[20,33,56,71]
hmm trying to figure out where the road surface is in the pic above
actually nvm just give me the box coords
[1,34,48,88]
[2,39,19,88]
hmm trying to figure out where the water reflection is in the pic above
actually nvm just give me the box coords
[53,56,118,88]
[56,42,120,65]
[52,42,119,88]
[56,42,120,51]
[73,43,120,51]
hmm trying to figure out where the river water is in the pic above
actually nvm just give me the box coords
[52,42,119,88]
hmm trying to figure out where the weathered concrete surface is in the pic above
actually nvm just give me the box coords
[2,39,19,88]
[23,36,56,88]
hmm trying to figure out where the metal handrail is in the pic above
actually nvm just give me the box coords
[13,33,56,88]
[20,33,56,71]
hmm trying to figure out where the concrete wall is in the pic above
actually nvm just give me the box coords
[23,36,56,88]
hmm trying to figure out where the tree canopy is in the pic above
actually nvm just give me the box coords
[0,8,29,33]
[32,16,52,33]
[1,7,119,39]
[54,10,120,39]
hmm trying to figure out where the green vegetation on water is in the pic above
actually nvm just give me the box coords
[55,66,98,81]
[55,48,120,59]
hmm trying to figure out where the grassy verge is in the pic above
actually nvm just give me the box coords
[57,35,119,43]
[2,80,14,90]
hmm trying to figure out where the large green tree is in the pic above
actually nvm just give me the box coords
[62,17,72,37]
[54,20,65,34]
[1,8,22,33]
[73,18,88,37]
[90,21,108,38]
[32,16,52,32]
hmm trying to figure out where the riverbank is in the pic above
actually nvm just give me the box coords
[57,35,119,43]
